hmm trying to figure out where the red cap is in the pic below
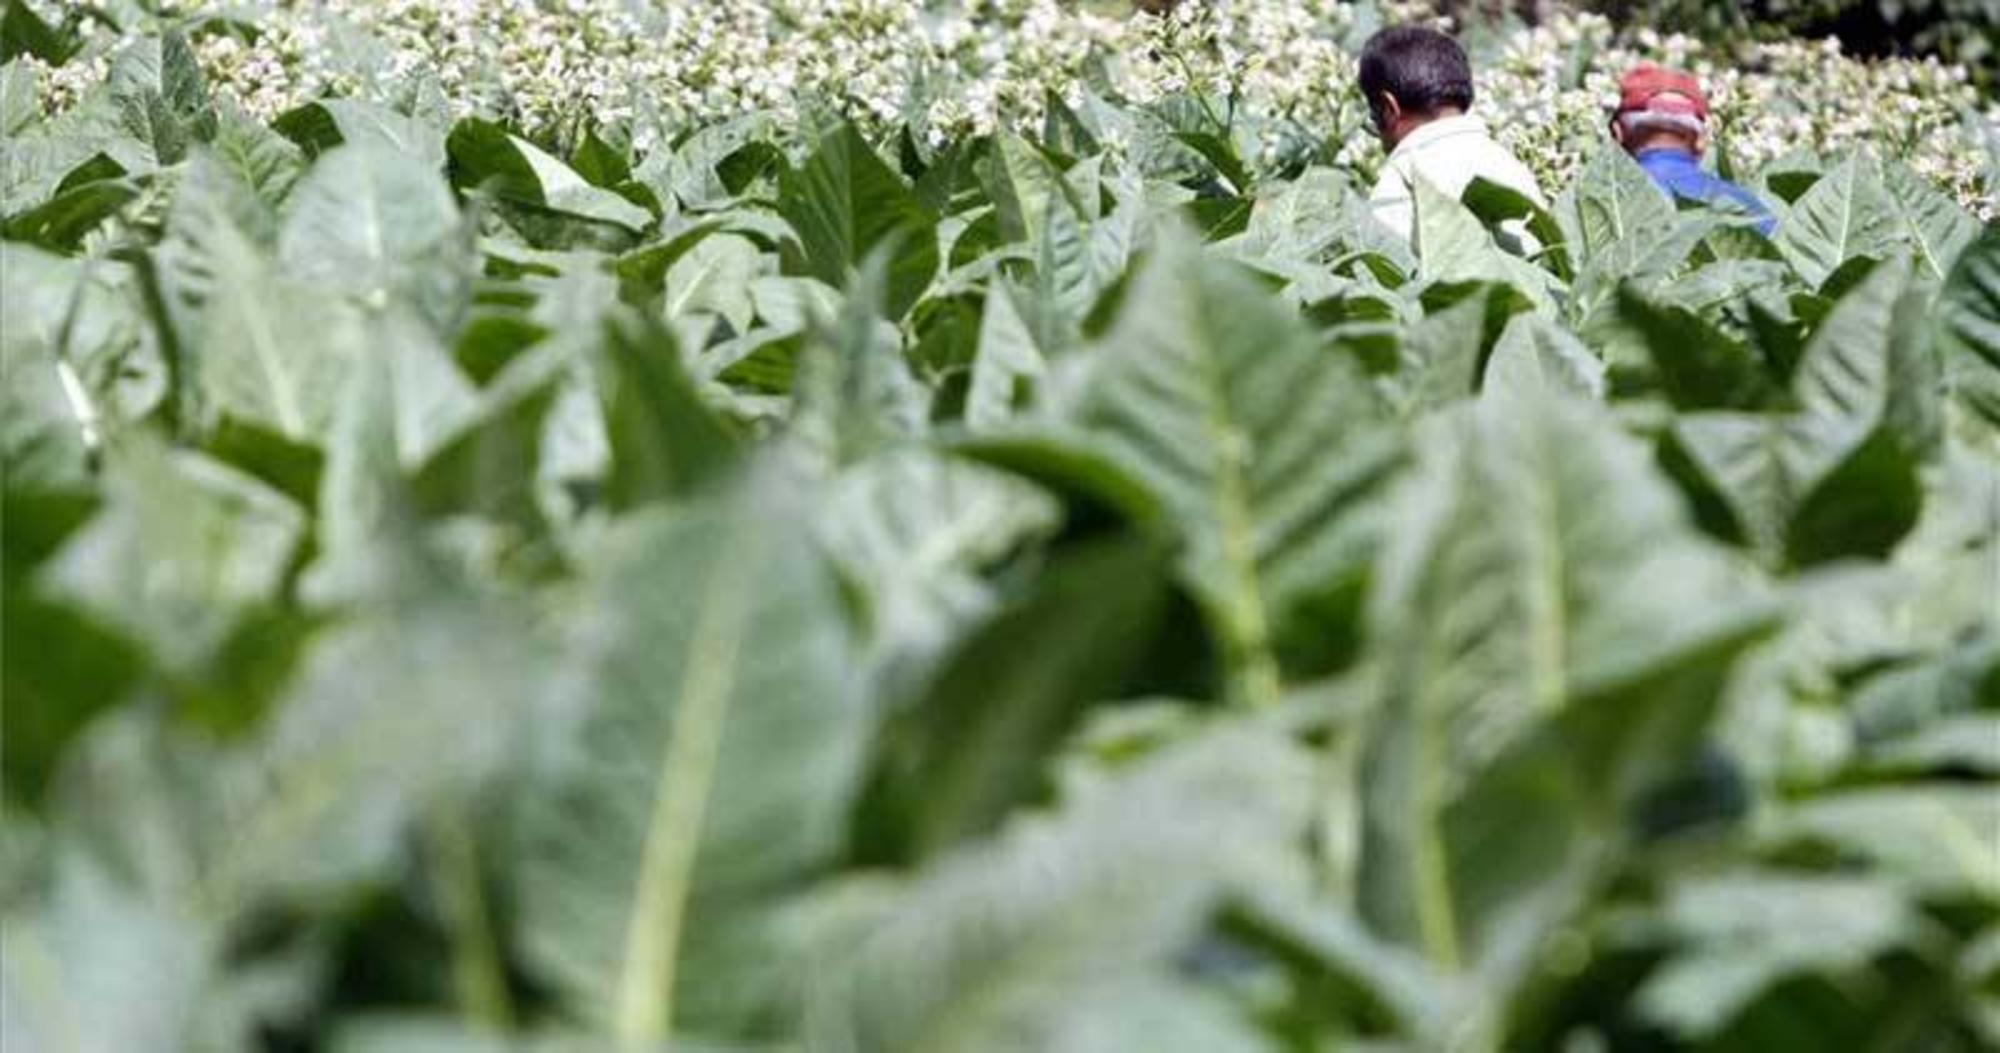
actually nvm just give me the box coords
[1618,64,1710,122]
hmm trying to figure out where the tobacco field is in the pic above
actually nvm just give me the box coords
[3,2,1999,1051]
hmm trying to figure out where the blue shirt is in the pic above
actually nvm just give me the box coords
[1634,148,1777,236]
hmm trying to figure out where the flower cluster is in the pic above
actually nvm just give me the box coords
[24,0,1997,214]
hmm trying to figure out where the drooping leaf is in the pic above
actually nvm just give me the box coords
[595,308,740,510]
[819,446,1061,699]
[447,118,652,233]
[864,533,1170,859]
[278,142,473,331]
[154,153,367,441]
[778,121,938,320]
[1360,388,1773,983]
[965,280,1049,432]
[662,232,760,333]
[208,100,304,212]
[1880,158,1979,280]
[1413,179,1553,310]
[1939,224,2000,430]
[1665,259,1933,565]
[1,851,218,1053]
[1608,284,1781,410]
[806,725,1315,1053]
[1636,871,1932,1039]
[38,438,304,672]
[274,98,447,171]
[515,467,869,1041]
[1776,155,1898,289]
[1066,225,1403,706]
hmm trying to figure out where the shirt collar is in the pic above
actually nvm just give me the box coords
[1388,114,1490,162]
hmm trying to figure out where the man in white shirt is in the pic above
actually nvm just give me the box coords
[1360,26,1547,253]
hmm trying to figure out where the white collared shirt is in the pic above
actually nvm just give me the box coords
[1368,114,1547,251]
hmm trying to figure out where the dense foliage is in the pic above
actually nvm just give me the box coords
[4,2,1999,1052]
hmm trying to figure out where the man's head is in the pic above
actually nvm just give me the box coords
[1358,26,1475,150]
[1612,65,1711,157]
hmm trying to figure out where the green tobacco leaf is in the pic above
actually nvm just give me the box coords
[1,172,137,250]
[778,121,938,320]
[1384,285,1499,417]
[103,32,214,165]
[515,468,869,1042]
[38,438,304,672]
[154,154,366,442]
[0,244,157,489]
[1610,284,1781,410]
[1793,258,1933,452]
[0,58,36,135]
[1413,179,1552,310]
[1564,148,1676,258]
[648,112,778,210]
[596,309,740,511]
[806,726,1314,1053]
[1636,871,1931,1039]
[1666,259,1933,565]
[791,251,931,466]
[209,100,303,210]
[2,852,217,1053]
[205,595,547,908]
[981,132,1081,247]
[1771,785,2000,900]
[43,590,551,919]
[1462,175,1569,278]
[965,280,1049,432]
[1235,167,1352,263]
[1481,310,1605,402]
[867,534,1168,859]
[278,142,473,331]
[1880,158,1979,280]
[1776,155,1897,289]
[1361,389,1772,983]
[1939,224,2000,430]
[0,0,77,65]
[819,447,1062,704]
[662,232,760,332]
[1666,412,1852,559]
[1070,225,1402,707]
[408,357,563,533]
[448,118,651,233]
[274,98,447,171]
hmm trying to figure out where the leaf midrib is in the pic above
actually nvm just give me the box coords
[613,523,757,1044]
[1186,272,1280,709]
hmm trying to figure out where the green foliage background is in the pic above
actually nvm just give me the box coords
[4,7,1999,1053]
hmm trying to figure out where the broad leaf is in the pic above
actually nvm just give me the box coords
[39,439,303,672]
[1939,224,2000,430]
[515,468,869,1041]
[1776,155,1897,289]
[818,447,1060,703]
[778,121,938,320]
[1361,388,1772,982]
[447,118,652,233]
[806,725,1314,1053]
[278,142,473,332]
[1067,226,1402,706]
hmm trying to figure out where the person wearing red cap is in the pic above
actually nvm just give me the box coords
[1612,65,1776,236]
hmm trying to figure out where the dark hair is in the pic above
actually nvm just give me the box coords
[1358,26,1475,126]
